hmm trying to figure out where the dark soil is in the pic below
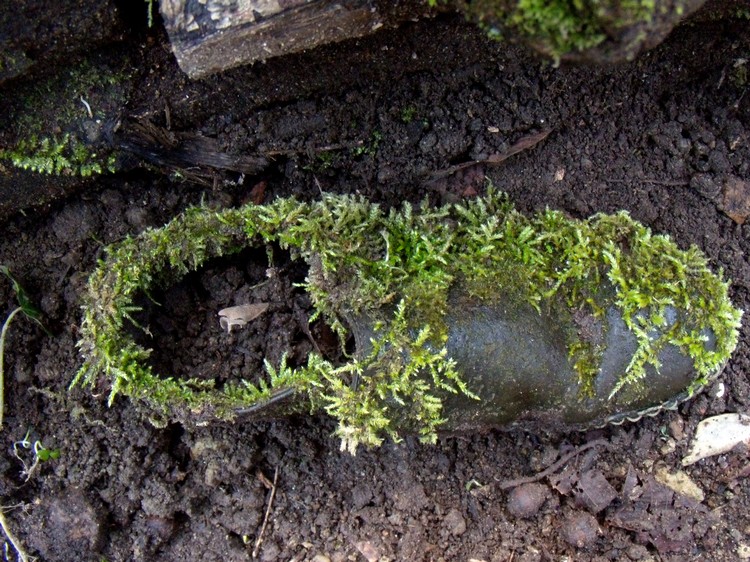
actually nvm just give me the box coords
[1,3,749,561]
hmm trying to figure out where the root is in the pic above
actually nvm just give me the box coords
[0,506,34,562]
[497,438,612,491]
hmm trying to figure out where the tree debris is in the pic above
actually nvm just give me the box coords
[573,469,618,513]
[720,176,750,224]
[654,465,704,502]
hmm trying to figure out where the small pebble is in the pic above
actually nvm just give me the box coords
[560,511,599,549]
[668,418,685,441]
[626,544,650,560]
[659,437,676,456]
[506,483,548,518]
[443,507,467,536]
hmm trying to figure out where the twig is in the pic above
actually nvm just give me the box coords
[497,438,612,490]
[0,507,32,562]
[0,307,23,430]
[293,302,322,356]
[253,467,279,559]
[263,142,353,157]
[428,129,551,181]
[604,178,688,186]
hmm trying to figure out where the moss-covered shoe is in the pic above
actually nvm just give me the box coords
[75,191,742,453]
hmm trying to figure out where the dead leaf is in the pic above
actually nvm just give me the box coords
[574,469,618,513]
[486,129,551,164]
[249,180,267,204]
[549,463,578,495]
[218,303,270,333]
[682,413,750,466]
[654,465,704,502]
[621,464,639,500]
[607,473,706,554]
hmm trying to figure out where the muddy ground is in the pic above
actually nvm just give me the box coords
[0,2,749,561]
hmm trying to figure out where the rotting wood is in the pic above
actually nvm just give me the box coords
[159,0,433,79]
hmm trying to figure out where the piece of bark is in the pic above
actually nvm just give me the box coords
[159,0,433,79]
[117,120,270,175]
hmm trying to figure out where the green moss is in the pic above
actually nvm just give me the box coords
[352,130,383,157]
[400,106,418,123]
[509,0,608,57]
[1,134,117,176]
[1,58,130,176]
[303,150,337,173]
[75,191,742,452]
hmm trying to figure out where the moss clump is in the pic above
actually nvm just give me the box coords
[2,134,117,176]
[0,58,130,176]
[75,191,741,453]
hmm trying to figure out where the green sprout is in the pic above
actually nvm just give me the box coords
[145,0,155,27]
[400,106,417,123]
[352,131,382,157]
[13,429,61,482]
[0,266,48,430]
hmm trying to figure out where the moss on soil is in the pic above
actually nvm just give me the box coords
[0,58,129,176]
[74,191,741,453]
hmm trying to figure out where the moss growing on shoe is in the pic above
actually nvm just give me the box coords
[74,191,741,453]
[430,0,688,63]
